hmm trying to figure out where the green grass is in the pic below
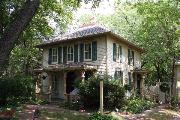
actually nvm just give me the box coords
[40,110,89,120]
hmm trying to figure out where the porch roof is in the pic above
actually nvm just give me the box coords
[131,68,148,74]
[34,63,98,72]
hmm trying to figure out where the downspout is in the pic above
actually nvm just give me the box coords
[105,35,108,75]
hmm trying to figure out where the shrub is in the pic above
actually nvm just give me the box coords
[170,96,178,110]
[125,97,154,114]
[89,113,118,120]
[0,75,35,106]
[77,76,125,110]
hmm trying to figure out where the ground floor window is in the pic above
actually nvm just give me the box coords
[114,71,123,84]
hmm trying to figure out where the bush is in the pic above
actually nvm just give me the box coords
[125,97,154,114]
[77,76,125,110]
[89,113,118,120]
[170,96,178,110]
[0,75,35,106]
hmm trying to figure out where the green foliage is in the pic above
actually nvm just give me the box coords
[159,83,170,93]
[77,76,125,109]
[170,96,178,110]
[89,113,118,120]
[125,97,155,114]
[0,76,35,106]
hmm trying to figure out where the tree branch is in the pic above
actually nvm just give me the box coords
[0,0,40,73]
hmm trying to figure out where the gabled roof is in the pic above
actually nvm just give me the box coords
[36,25,144,53]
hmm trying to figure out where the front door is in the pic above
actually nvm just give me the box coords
[52,74,59,98]
[66,71,77,94]
[137,74,141,95]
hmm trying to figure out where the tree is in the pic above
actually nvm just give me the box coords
[0,0,81,75]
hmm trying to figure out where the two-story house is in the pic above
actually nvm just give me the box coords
[35,25,146,100]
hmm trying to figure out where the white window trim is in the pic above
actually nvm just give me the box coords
[67,45,74,62]
[84,42,92,61]
[51,48,58,64]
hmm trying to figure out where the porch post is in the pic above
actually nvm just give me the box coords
[48,73,52,102]
[63,71,67,99]
[141,74,145,97]
[80,70,85,83]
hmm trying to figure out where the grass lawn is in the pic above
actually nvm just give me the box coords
[39,110,89,120]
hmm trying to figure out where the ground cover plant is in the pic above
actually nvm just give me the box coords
[125,97,155,114]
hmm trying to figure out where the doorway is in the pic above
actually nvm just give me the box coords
[137,74,141,95]
[66,71,77,94]
[52,74,59,98]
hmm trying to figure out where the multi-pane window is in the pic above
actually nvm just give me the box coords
[113,43,122,62]
[117,45,122,62]
[67,46,74,61]
[84,43,92,60]
[52,48,58,63]
[128,49,134,65]
[114,71,123,83]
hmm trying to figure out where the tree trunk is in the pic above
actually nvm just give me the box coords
[171,55,176,98]
[0,0,40,75]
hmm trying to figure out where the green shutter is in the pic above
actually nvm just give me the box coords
[48,48,52,64]
[128,72,131,84]
[63,46,67,64]
[128,49,130,65]
[92,41,97,61]
[113,43,116,61]
[119,46,122,63]
[58,47,62,64]
[80,43,84,62]
[74,44,78,62]
[132,51,134,66]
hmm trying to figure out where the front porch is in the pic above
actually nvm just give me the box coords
[34,63,97,102]
[131,69,148,96]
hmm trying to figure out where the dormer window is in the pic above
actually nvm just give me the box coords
[84,43,92,60]
[67,46,74,62]
[52,48,58,64]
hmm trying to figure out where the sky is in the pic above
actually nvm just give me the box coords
[67,0,115,33]
[49,0,115,36]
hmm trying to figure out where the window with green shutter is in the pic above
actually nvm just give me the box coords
[119,45,122,63]
[92,41,97,61]
[67,45,74,62]
[113,43,117,61]
[128,49,135,66]
[84,43,92,60]
[52,48,58,64]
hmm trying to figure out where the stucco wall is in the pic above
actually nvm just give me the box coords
[42,36,107,72]
[106,36,141,85]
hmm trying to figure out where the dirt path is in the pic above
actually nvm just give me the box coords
[119,105,180,120]
[18,104,180,120]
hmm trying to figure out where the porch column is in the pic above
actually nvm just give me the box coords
[63,72,67,97]
[48,73,52,102]
[141,74,145,97]
[80,70,85,83]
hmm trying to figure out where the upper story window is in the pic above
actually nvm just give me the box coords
[113,43,122,62]
[52,48,58,63]
[67,46,74,62]
[84,43,92,60]
[128,49,134,65]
